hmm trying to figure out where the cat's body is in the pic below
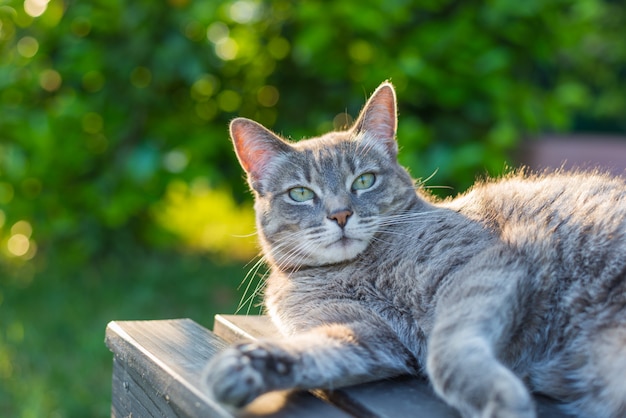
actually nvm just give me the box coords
[204,82,626,418]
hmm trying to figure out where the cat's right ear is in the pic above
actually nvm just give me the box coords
[230,118,291,189]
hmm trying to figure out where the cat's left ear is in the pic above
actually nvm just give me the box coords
[351,81,398,157]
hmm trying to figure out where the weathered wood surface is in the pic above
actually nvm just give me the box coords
[215,315,575,418]
[105,319,350,418]
[106,316,574,417]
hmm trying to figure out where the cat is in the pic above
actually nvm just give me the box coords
[203,81,626,418]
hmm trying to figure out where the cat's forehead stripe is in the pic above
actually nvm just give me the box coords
[275,135,387,192]
[301,149,313,183]
[346,152,357,174]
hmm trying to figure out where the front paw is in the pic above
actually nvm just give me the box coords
[482,375,535,418]
[203,342,295,407]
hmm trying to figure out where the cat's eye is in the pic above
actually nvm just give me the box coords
[352,173,376,191]
[288,187,315,202]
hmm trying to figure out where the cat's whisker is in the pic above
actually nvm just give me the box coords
[238,254,265,290]
[375,231,415,242]
[239,233,321,313]
[292,238,324,266]
[236,258,261,303]
[272,234,317,272]
[291,237,327,268]
[231,231,259,238]
[422,185,455,191]
[277,228,336,268]
[376,217,441,227]
[370,235,393,246]
[381,210,439,219]
[378,216,440,227]
[237,236,308,315]
[376,228,413,236]
[242,270,269,315]
[416,167,440,188]
[377,211,441,223]
[236,256,267,314]
[377,219,440,228]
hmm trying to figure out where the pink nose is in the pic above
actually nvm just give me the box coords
[328,209,353,228]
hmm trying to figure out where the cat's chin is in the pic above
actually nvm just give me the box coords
[313,238,369,266]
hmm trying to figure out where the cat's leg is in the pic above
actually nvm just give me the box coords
[203,310,419,407]
[531,323,626,418]
[426,251,537,418]
[568,324,626,417]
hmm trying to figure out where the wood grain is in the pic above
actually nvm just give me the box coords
[106,318,350,418]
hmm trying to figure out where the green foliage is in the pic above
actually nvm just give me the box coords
[0,0,625,416]
[274,0,626,189]
[1,0,626,259]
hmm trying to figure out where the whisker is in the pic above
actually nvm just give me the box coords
[236,257,261,298]
[376,228,414,237]
[377,219,439,227]
[370,235,393,245]
[377,216,441,226]
[423,185,454,191]
[242,270,269,315]
[381,210,439,218]
[272,233,316,273]
[236,256,266,314]
[231,231,259,238]
[416,167,440,187]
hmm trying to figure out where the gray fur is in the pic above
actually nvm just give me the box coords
[203,82,626,418]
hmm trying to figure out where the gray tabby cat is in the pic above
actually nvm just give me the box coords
[204,82,626,418]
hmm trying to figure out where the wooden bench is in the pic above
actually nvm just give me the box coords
[105,315,573,417]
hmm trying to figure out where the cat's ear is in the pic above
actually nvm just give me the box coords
[230,118,291,188]
[352,81,398,157]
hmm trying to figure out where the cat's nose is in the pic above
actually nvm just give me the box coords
[327,209,353,228]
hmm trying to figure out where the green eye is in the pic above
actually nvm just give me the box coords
[288,187,315,202]
[352,173,376,191]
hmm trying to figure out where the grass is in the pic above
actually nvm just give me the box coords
[0,249,256,417]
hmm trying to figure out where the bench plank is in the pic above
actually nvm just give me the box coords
[106,319,351,418]
[214,315,574,418]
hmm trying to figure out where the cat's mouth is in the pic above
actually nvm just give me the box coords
[334,231,356,244]
[337,236,353,246]
[329,235,365,251]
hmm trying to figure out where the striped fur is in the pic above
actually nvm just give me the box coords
[204,82,626,418]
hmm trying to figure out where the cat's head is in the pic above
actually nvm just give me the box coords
[230,82,417,269]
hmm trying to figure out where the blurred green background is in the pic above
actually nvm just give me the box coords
[1,0,625,416]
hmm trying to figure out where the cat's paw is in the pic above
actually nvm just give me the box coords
[449,380,535,418]
[203,341,296,407]
[430,357,536,418]
[480,373,536,418]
